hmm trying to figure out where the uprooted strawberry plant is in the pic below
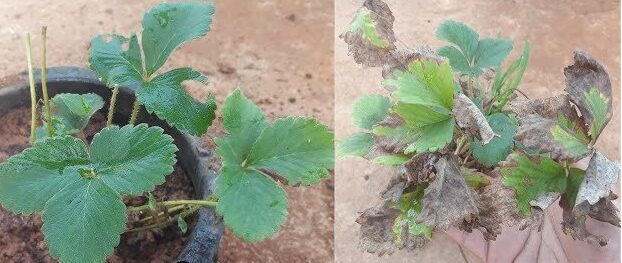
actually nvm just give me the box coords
[338,0,620,255]
[0,2,333,263]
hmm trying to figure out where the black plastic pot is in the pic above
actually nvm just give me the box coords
[0,67,223,263]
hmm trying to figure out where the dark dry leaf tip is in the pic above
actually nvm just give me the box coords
[416,155,478,230]
[453,93,496,144]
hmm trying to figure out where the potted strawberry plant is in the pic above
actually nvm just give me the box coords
[339,0,619,255]
[0,2,334,263]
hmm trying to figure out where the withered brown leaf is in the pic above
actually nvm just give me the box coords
[564,49,612,140]
[398,152,440,184]
[340,0,396,67]
[575,151,621,206]
[512,95,592,161]
[453,93,496,144]
[416,155,478,230]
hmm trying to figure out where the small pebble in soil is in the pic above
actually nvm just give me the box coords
[286,14,296,22]
[288,97,297,103]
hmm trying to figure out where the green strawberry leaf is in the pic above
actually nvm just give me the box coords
[141,2,214,75]
[50,93,104,131]
[386,60,454,113]
[0,124,177,263]
[436,20,479,60]
[436,20,512,76]
[472,38,513,69]
[470,113,517,167]
[137,68,217,136]
[42,177,126,263]
[89,34,143,88]
[501,153,567,214]
[0,137,89,213]
[352,95,392,129]
[177,216,188,234]
[370,154,410,166]
[337,132,374,157]
[564,168,585,207]
[90,124,177,195]
[215,89,334,241]
[89,2,217,136]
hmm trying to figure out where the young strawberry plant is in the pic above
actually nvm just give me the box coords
[0,2,333,263]
[339,0,619,255]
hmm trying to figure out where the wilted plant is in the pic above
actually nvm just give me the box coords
[339,0,619,255]
[0,2,334,263]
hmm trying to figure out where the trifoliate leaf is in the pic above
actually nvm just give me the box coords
[470,113,517,167]
[216,167,288,242]
[246,117,334,185]
[387,60,454,113]
[436,20,479,61]
[513,95,592,161]
[453,93,495,144]
[501,153,567,214]
[177,216,188,234]
[564,50,612,142]
[436,20,512,76]
[0,137,88,213]
[50,93,104,131]
[417,155,478,230]
[337,132,374,157]
[137,68,216,136]
[89,34,143,88]
[141,2,215,75]
[340,0,396,67]
[215,90,334,241]
[0,124,176,263]
[90,124,177,195]
[353,95,392,129]
[42,177,126,263]
[403,118,454,154]
[575,151,620,206]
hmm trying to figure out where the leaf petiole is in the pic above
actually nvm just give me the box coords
[129,99,141,125]
[41,26,53,137]
[106,86,119,126]
[25,33,37,144]
[126,199,218,213]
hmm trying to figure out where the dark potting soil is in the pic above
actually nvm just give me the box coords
[0,107,197,263]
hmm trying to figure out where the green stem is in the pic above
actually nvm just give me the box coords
[127,205,202,233]
[40,26,52,137]
[25,33,37,145]
[126,199,218,213]
[106,87,119,126]
[129,99,141,125]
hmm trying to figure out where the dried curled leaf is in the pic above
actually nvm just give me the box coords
[564,50,612,141]
[416,155,478,230]
[560,163,619,247]
[340,0,396,67]
[461,176,523,240]
[357,200,428,255]
[512,95,592,161]
[453,93,496,144]
[575,151,621,206]
[398,152,440,184]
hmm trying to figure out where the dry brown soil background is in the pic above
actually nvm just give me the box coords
[336,0,620,262]
[0,0,334,262]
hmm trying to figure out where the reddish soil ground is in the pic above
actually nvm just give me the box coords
[0,0,334,262]
[336,0,620,262]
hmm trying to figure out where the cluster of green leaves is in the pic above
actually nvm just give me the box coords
[89,2,216,136]
[0,2,336,263]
